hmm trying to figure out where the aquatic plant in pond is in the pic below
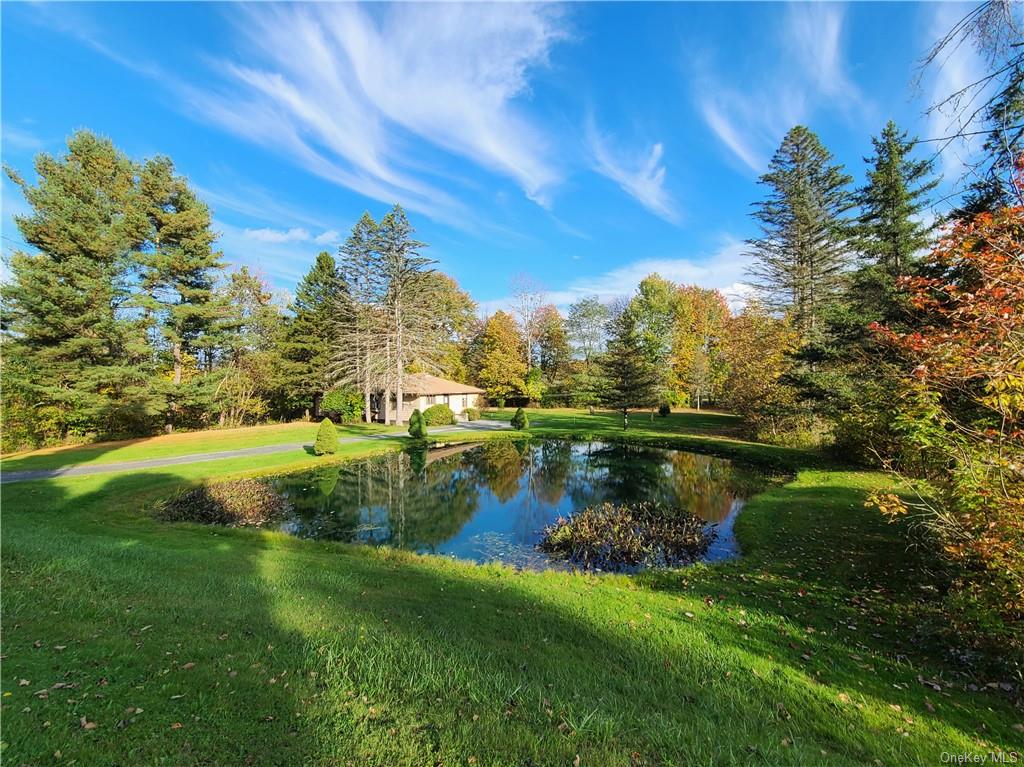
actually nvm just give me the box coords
[538,501,711,570]
[158,479,293,526]
[263,440,767,570]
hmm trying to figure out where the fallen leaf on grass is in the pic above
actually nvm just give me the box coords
[80,716,97,730]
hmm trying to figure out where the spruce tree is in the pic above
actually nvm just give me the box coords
[137,156,225,431]
[746,126,854,341]
[281,251,346,417]
[855,121,939,276]
[600,311,661,429]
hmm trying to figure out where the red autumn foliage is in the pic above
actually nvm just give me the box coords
[870,192,1024,628]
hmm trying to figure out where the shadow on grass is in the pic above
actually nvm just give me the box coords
[1,472,316,766]
[2,467,1020,766]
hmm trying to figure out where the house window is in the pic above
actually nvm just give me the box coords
[461,395,467,409]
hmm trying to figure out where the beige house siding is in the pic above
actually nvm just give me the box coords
[399,392,480,419]
[375,374,484,422]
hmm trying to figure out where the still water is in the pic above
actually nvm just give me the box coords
[269,440,767,570]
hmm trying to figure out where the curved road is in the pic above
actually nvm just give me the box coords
[0,420,511,484]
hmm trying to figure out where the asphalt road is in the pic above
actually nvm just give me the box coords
[0,420,511,484]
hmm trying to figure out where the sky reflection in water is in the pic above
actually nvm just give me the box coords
[270,441,766,570]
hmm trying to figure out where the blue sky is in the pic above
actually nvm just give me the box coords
[0,2,984,313]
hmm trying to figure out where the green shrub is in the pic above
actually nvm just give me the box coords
[313,418,338,455]
[158,479,292,527]
[320,387,363,423]
[422,403,455,426]
[658,403,671,417]
[510,407,529,430]
[408,408,428,439]
[463,407,480,421]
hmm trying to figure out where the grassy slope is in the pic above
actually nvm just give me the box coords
[1,420,401,473]
[2,411,1022,766]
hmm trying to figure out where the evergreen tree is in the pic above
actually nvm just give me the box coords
[746,126,854,340]
[313,417,338,455]
[376,205,438,424]
[600,310,661,429]
[511,407,529,430]
[334,212,386,422]
[136,156,225,431]
[2,130,157,439]
[281,251,345,417]
[408,408,427,439]
[856,121,939,276]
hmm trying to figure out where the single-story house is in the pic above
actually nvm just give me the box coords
[372,373,484,422]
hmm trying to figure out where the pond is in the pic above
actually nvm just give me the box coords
[269,440,769,571]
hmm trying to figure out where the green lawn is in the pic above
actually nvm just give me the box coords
[1,420,401,473]
[2,412,1021,765]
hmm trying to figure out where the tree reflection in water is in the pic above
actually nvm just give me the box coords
[269,440,766,569]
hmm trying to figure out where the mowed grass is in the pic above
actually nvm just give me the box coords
[1,420,401,472]
[484,406,745,437]
[2,414,1022,765]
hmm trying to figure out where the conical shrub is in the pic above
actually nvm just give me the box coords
[511,407,529,430]
[408,408,428,439]
[313,418,338,455]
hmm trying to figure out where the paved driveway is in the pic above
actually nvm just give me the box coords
[0,420,511,484]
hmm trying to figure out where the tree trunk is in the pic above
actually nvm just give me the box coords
[394,298,404,425]
[165,340,183,433]
[312,392,322,420]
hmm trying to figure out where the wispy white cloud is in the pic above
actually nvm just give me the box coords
[478,237,750,315]
[242,225,342,247]
[183,3,569,222]
[696,3,867,174]
[1,124,46,153]
[314,230,340,246]
[586,123,679,223]
[244,226,312,244]
[215,219,318,287]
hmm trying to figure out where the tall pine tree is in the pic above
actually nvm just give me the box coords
[600,309,661,429]
[137,156,224,431]
[746,126,854,341]
[856,121,939,276]
[281,251,345,417]
[3,130,157,440]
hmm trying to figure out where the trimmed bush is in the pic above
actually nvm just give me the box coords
[313,418,338,455]
[158,480,292,527]
[658,403,671,417]
[408,408,428,439]
[463,407,480,421]
[422,403,455,426]
[511,407,529,430]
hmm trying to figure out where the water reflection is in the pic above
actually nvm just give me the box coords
[270,440,766,569]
